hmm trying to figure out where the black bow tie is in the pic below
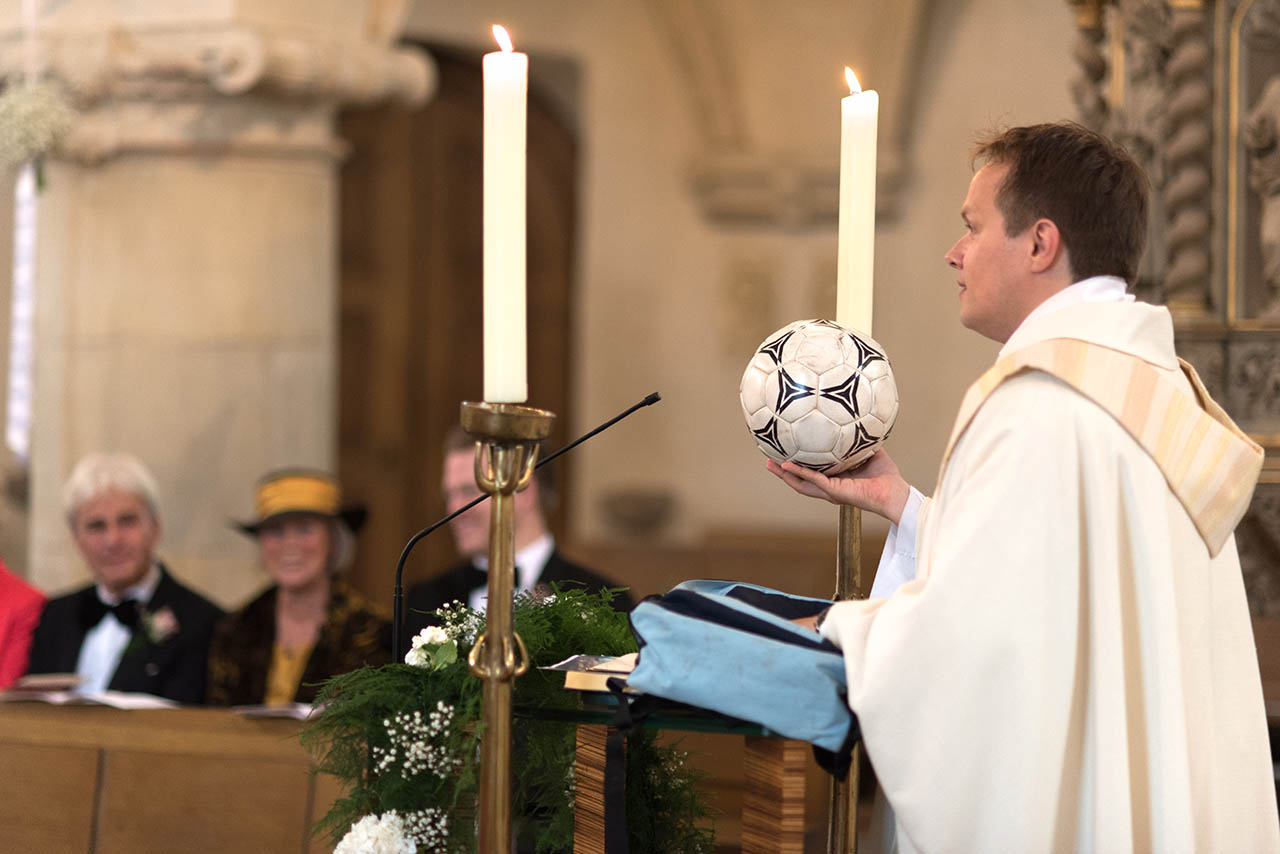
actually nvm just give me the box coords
[81,595,141,631]
[467,564,523,591]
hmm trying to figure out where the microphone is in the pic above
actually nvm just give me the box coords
[391,392,662,655]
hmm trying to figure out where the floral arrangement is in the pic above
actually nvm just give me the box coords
[302,586,713,854]
[0,82,73,169]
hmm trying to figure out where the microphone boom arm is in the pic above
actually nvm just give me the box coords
[391,392,662,655]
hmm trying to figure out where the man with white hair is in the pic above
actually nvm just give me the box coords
[25,453,222,704]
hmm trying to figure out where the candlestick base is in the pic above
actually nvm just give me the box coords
[461,401,557,445]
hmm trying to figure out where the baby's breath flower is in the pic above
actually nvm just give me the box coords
[400,807,449,851]
[371,703,460,780]
[434,600,484,644]
[0,83,73,168]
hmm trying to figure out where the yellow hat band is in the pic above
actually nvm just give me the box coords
[255,475,341,520]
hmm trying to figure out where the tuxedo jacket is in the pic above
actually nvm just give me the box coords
[25,564,223,704]
[404,550,633,651]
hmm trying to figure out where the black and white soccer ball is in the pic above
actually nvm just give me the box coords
[740,319,899,474]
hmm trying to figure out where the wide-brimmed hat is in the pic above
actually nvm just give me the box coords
[232,469,367,536]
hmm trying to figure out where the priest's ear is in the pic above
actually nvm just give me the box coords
[1028,217,1066,274]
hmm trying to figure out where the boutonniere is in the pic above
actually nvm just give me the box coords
[139,605,180,645]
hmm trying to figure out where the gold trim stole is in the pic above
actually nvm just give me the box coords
[938,338,1263,557]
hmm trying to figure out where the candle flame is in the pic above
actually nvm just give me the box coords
[493,24,514,53]
[845,67,861,95]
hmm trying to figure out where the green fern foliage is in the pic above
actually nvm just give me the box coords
[301,584,713,853]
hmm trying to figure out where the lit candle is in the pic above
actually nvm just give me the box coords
[483,24,528,403]
[836,68,878,336]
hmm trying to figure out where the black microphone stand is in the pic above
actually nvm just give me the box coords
[391,392,661,656]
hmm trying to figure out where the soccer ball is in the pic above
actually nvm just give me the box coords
[739,319,899,473]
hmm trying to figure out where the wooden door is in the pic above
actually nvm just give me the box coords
[336,45,577,604]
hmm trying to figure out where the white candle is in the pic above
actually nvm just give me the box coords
[483,25,529,403]
[836,68,878,336]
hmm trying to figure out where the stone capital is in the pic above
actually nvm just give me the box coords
[0,9,435,162]
[0,25,433,106]
[650,0,924,228]
[688,150,904,230]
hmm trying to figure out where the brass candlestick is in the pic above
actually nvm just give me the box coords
[461,400,556,854]
[829,504,864,854]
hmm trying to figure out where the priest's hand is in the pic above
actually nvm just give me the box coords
[766,449,911,525]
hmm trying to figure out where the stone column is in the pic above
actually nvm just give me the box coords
[1162,0,1214,317]
[0,0,433,603]
[1067,0,1108,131]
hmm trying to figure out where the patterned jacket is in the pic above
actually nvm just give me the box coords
[206,580,390,705]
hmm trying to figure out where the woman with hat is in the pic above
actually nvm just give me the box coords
[206,470,390,706]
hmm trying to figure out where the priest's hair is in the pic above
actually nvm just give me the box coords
[972,121,1149,287]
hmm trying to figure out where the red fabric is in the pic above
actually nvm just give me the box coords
[0,561,45,689]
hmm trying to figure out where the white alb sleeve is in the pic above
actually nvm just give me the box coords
[867,486,925,599]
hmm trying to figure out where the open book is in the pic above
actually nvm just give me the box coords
[541,652,638,693]
[11,672,82,691]
[231,703,316,720]
[0,688,179,710]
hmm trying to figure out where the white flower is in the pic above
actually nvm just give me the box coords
[411,626,450,648]
[404,626,457,669]
[334,811,417,854]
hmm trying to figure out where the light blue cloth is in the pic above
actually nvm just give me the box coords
[628,579,854,753]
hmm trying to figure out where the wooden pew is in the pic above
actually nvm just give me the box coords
[0,704,339,854]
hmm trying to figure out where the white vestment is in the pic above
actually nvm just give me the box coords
[821,299,1280,853]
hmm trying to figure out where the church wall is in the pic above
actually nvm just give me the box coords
[405,0,1077,550]
[25,155,337,603]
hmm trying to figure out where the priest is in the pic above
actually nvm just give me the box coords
[771,122,1280,852]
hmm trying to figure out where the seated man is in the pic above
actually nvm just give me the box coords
[406,430,632,641]
[26,453,223,704]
